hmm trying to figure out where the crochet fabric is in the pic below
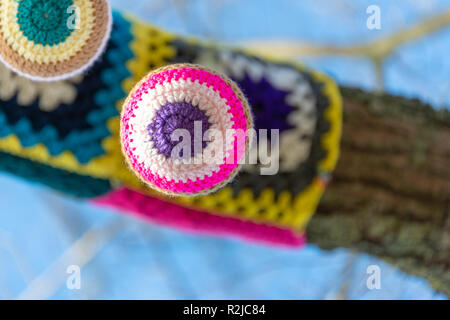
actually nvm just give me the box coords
[121,64,253,196]
[0,0,112,81]
[0,12,342,247]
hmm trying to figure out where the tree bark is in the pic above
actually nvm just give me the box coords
[308,87,450,297]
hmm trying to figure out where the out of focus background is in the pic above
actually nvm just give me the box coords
[1,0,449,299]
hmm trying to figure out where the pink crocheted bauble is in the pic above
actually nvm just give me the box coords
[121,64,253,196]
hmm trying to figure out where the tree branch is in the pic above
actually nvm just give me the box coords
[308,87,450,297]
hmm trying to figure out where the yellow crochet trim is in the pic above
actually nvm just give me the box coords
[170,170,326,231]
[1,0,94,64]
[312,71,342,172]
[122,14,176,93]
[153,177,324,230]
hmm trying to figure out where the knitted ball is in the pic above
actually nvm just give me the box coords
[0,0,112,81]
[121,64,253,196]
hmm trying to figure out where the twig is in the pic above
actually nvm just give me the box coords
[241,10,450,91]
[242,11,450,60]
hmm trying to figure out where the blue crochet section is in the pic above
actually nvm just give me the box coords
[0,11,134,164]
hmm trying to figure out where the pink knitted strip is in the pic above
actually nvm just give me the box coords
[121,68,249,193]
[92,188,305,247]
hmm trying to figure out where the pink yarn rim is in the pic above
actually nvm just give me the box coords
[121,67,249,194]
[93,188,305,248]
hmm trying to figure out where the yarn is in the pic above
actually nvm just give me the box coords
[17,0,74,46]
[121,64,253,196]
[0,12,342,246]
[147,101,212,158]
[0,63,82,111]
[0,150,111,198]
[0,12,132,163]
[0,0,112,81]
[94,187,305,247]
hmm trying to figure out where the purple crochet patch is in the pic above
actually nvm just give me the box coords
[147,101,211,158]
[237,74,294,132]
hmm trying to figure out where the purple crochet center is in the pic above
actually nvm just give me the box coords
[147,101,212,158]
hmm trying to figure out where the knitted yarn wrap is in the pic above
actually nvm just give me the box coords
[0,0,112,81]
[0,11,342,246]
[121,64,253,196]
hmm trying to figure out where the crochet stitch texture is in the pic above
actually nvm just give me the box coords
[147,101,212,158]
[0,0,112,81]
[17,0,74,46]
[121,64,253,196]
[0,12,342,247]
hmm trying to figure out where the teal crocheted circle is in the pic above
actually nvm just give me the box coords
[17,0,75,46]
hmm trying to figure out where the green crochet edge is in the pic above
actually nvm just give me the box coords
[0,151,112,198]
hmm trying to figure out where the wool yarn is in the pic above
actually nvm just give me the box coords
[0,12,342,246]
[94,187,305,247]
[121,64,253,196]
[0,0,112,81]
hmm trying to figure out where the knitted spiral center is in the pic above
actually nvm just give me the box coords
[17,0,74,46]
[147,101,212,159]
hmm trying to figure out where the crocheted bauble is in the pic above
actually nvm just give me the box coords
[121,64,253,197]
[0,0,112,81]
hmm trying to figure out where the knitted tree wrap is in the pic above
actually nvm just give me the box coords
[121,64,253,196]
[0,12,342,246]
[0,0,112,81]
